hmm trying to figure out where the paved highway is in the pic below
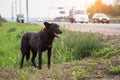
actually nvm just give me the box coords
[35,22,120,35]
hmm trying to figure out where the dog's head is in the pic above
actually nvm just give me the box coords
[44,22,62,38]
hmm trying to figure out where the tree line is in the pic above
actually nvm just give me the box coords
[0,15,6,26]
[87,0,120,18]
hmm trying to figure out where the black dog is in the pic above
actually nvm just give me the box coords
[20,22,62,69]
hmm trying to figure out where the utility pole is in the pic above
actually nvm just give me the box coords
[26,0,29,22]
[11,2,14,21]
[15,0,17,20]
[15,0,18,22]
[19,0,21,15]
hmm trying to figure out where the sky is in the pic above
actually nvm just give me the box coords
[0,0,114,19]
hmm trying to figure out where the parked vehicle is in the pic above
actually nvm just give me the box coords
[92,13,110,24]
[68,7,89,23]
[17,14,24,23]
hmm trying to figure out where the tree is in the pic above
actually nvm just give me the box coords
[87,5,95,18]
[114,0,120,5]
[94,0,103,13]
[113,0,120,16]
[112,5,120,16]
[87,0,104,18]
[87,0,119,18]
[0,15,6,26]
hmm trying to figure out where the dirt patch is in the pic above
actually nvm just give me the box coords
[0,59,120,80]
[101,35,120,46]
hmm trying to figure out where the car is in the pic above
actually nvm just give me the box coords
[37,18,44,22]
[92,13,110,23]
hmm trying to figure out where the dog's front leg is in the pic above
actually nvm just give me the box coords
[38,50,42,69]
[47,47,52,69]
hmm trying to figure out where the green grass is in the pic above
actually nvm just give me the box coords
[0,22,119,70]
[109,66,120,74]
[0,22,120,79]
[0,22,41,69]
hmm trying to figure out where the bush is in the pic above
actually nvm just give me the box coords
[91,45,119,58]
[52,30,104,62]
[75,33,104,59]
[7,27,17,33]
[71,69,88,80]
[0,15,6,26]
[109,66,120,74]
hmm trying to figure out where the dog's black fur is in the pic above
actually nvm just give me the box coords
[20,22,62,69]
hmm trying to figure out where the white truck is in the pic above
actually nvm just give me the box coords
[17,14,24,23]
[69,7,89,23]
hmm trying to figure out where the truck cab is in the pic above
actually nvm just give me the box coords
[69,7,89,23]
[17,14,24,23]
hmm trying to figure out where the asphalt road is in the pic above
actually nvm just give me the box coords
[35,22,120,35]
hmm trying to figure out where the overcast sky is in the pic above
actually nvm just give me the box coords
[0,0,114,19]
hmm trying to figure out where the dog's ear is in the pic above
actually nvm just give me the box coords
[44,22,50,28]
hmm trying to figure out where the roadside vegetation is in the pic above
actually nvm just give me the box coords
[0,22,120,80]
[87,0,120,18]
[0,15,6,26]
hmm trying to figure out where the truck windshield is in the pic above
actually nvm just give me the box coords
[75,10,87,14]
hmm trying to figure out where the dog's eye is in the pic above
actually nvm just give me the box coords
[56,26,59,28]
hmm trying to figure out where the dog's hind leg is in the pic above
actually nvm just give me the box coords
[20,52,25,68]
[31,50,37,67]
[20,46,29,68]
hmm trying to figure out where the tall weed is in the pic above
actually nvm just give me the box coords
[53,30,104,62]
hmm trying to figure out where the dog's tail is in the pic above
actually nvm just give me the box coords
[21,33,31,61]
[21,42,30,61]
